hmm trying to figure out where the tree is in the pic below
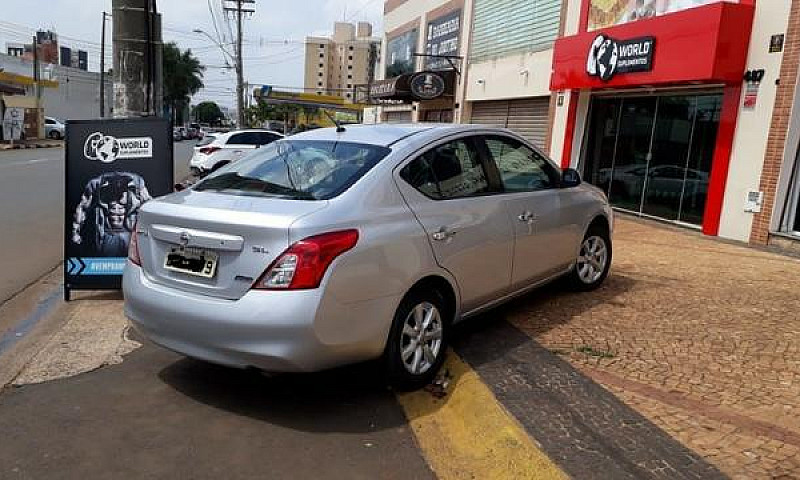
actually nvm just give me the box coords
[193,101,224,125]
[163,42,205,125]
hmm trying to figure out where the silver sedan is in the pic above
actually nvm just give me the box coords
[123,124,613,389]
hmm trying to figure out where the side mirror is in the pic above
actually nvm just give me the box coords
[561,168,582,188]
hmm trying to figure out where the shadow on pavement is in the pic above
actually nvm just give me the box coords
[157,354,404,434]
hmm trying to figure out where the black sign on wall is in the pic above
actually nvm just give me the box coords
[425,10,461,71]
[587,34,655,81]
[386,29,419,78]
[64,117,172,300]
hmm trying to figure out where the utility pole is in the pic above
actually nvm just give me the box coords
[100,11,110,117]
[223,0,254,128]
[32,34,41,139]
[112,0,163,117]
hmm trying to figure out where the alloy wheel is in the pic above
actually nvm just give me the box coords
[577,235,608,284]
[400,302,443,375]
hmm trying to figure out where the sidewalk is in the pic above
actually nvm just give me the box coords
[507,216,800,479]
[0,139,63,150]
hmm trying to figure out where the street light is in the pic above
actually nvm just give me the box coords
[192,29,235,65]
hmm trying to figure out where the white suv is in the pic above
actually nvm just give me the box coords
[189,129,283,176]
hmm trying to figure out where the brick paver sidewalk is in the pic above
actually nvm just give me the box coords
[508,216,800,479]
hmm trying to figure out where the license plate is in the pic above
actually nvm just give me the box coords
[164,246,218,278]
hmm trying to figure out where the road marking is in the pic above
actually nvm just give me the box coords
[396,353,567,480]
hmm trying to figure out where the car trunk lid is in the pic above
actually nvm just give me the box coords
[136,190,327,300]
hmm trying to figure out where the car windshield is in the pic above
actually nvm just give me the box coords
[193,140,391,200]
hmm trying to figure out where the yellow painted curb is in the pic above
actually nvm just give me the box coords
[397,353,567,480]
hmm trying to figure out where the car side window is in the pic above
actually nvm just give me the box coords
[226,133,247,145]
[484,136,561,192]
[257,132,279,145]
[401,138,490,199]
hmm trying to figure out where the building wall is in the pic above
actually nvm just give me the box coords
[45,65,112,120]
[0,53,111,121]
[304,25,379,103]
[718,0,793,242]
[464,50,553,102]
[547,0,582,163]
[751,0,800,243]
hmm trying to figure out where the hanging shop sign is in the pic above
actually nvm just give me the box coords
[409,71,447,100]
[586,34,655,81]
[425,10,461,71]
[64,117,172,300]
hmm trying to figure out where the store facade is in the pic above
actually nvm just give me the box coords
[375,0,470,123]
[550,0,798,242]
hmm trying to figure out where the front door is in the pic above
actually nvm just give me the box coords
[481,135,574,289]
[396,137,514,312]
[582,93,722,225]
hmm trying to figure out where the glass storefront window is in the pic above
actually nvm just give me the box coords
[581,92,722,226]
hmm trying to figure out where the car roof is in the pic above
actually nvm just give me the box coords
[286,123,493,147]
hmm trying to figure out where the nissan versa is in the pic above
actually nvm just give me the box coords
[123,124,613,388]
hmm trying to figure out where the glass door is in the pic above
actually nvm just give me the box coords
[581,92,722,226]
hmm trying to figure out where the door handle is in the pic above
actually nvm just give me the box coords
[518,211,537,223]
[431,227,457,242]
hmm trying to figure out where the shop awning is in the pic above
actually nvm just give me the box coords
[550,2,755,90]
[0,82,26,95]
[367,70,456,103]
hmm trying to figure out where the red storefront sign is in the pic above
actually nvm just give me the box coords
[551,2,755,90]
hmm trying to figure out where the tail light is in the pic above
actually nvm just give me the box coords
[128,221,141,266]
[253,230,359,290]
[199,146,221,155]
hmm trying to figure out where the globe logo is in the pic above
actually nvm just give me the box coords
[587,35,619,81]
[84,132,121,163]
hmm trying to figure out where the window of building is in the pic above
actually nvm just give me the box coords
[318,81,323,87]
[348,65,352,70]
[318,72,323,77]
[349,46,354,51]
[471,0,561,62]
[348,74,352,79]
[319,43,325,48]
[319,53,324,58]
[348,55,353,61]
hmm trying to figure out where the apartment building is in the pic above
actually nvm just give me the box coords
[304,22,380,103]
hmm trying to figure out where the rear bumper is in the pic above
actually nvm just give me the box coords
[123,264,395,372]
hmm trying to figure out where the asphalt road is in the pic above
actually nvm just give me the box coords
[0,141,195,305]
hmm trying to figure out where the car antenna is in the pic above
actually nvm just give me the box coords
[323,109,346,133]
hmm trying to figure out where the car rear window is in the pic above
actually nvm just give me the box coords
[197,135,216,146]
[193,140,391,200]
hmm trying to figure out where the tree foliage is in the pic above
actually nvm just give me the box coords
[193,101,224,125]
[163,42,205,124]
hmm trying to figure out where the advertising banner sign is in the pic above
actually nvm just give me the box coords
[425,10,461,71]
[589,0,726,30]
[64,117,172,299]
[2,107,24,141]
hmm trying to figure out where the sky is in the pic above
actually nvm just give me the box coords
[0,0,384,109]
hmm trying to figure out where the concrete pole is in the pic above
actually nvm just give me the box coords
[236,0,245,127]
[112,0,163,117]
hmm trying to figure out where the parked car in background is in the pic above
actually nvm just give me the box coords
[189,123,204,140]
[44,117,65,140]
[124,124,613,389]
[188,129,283,176]
[173,128,183,142]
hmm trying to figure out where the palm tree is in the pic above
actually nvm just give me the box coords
[163,42,205,124]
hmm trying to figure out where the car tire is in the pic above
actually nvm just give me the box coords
[48,131,60,140]
[384,289,449,391]
[565,224,612,292]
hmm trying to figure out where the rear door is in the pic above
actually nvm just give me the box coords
[395,136,513,312]
[480,135,574,289]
